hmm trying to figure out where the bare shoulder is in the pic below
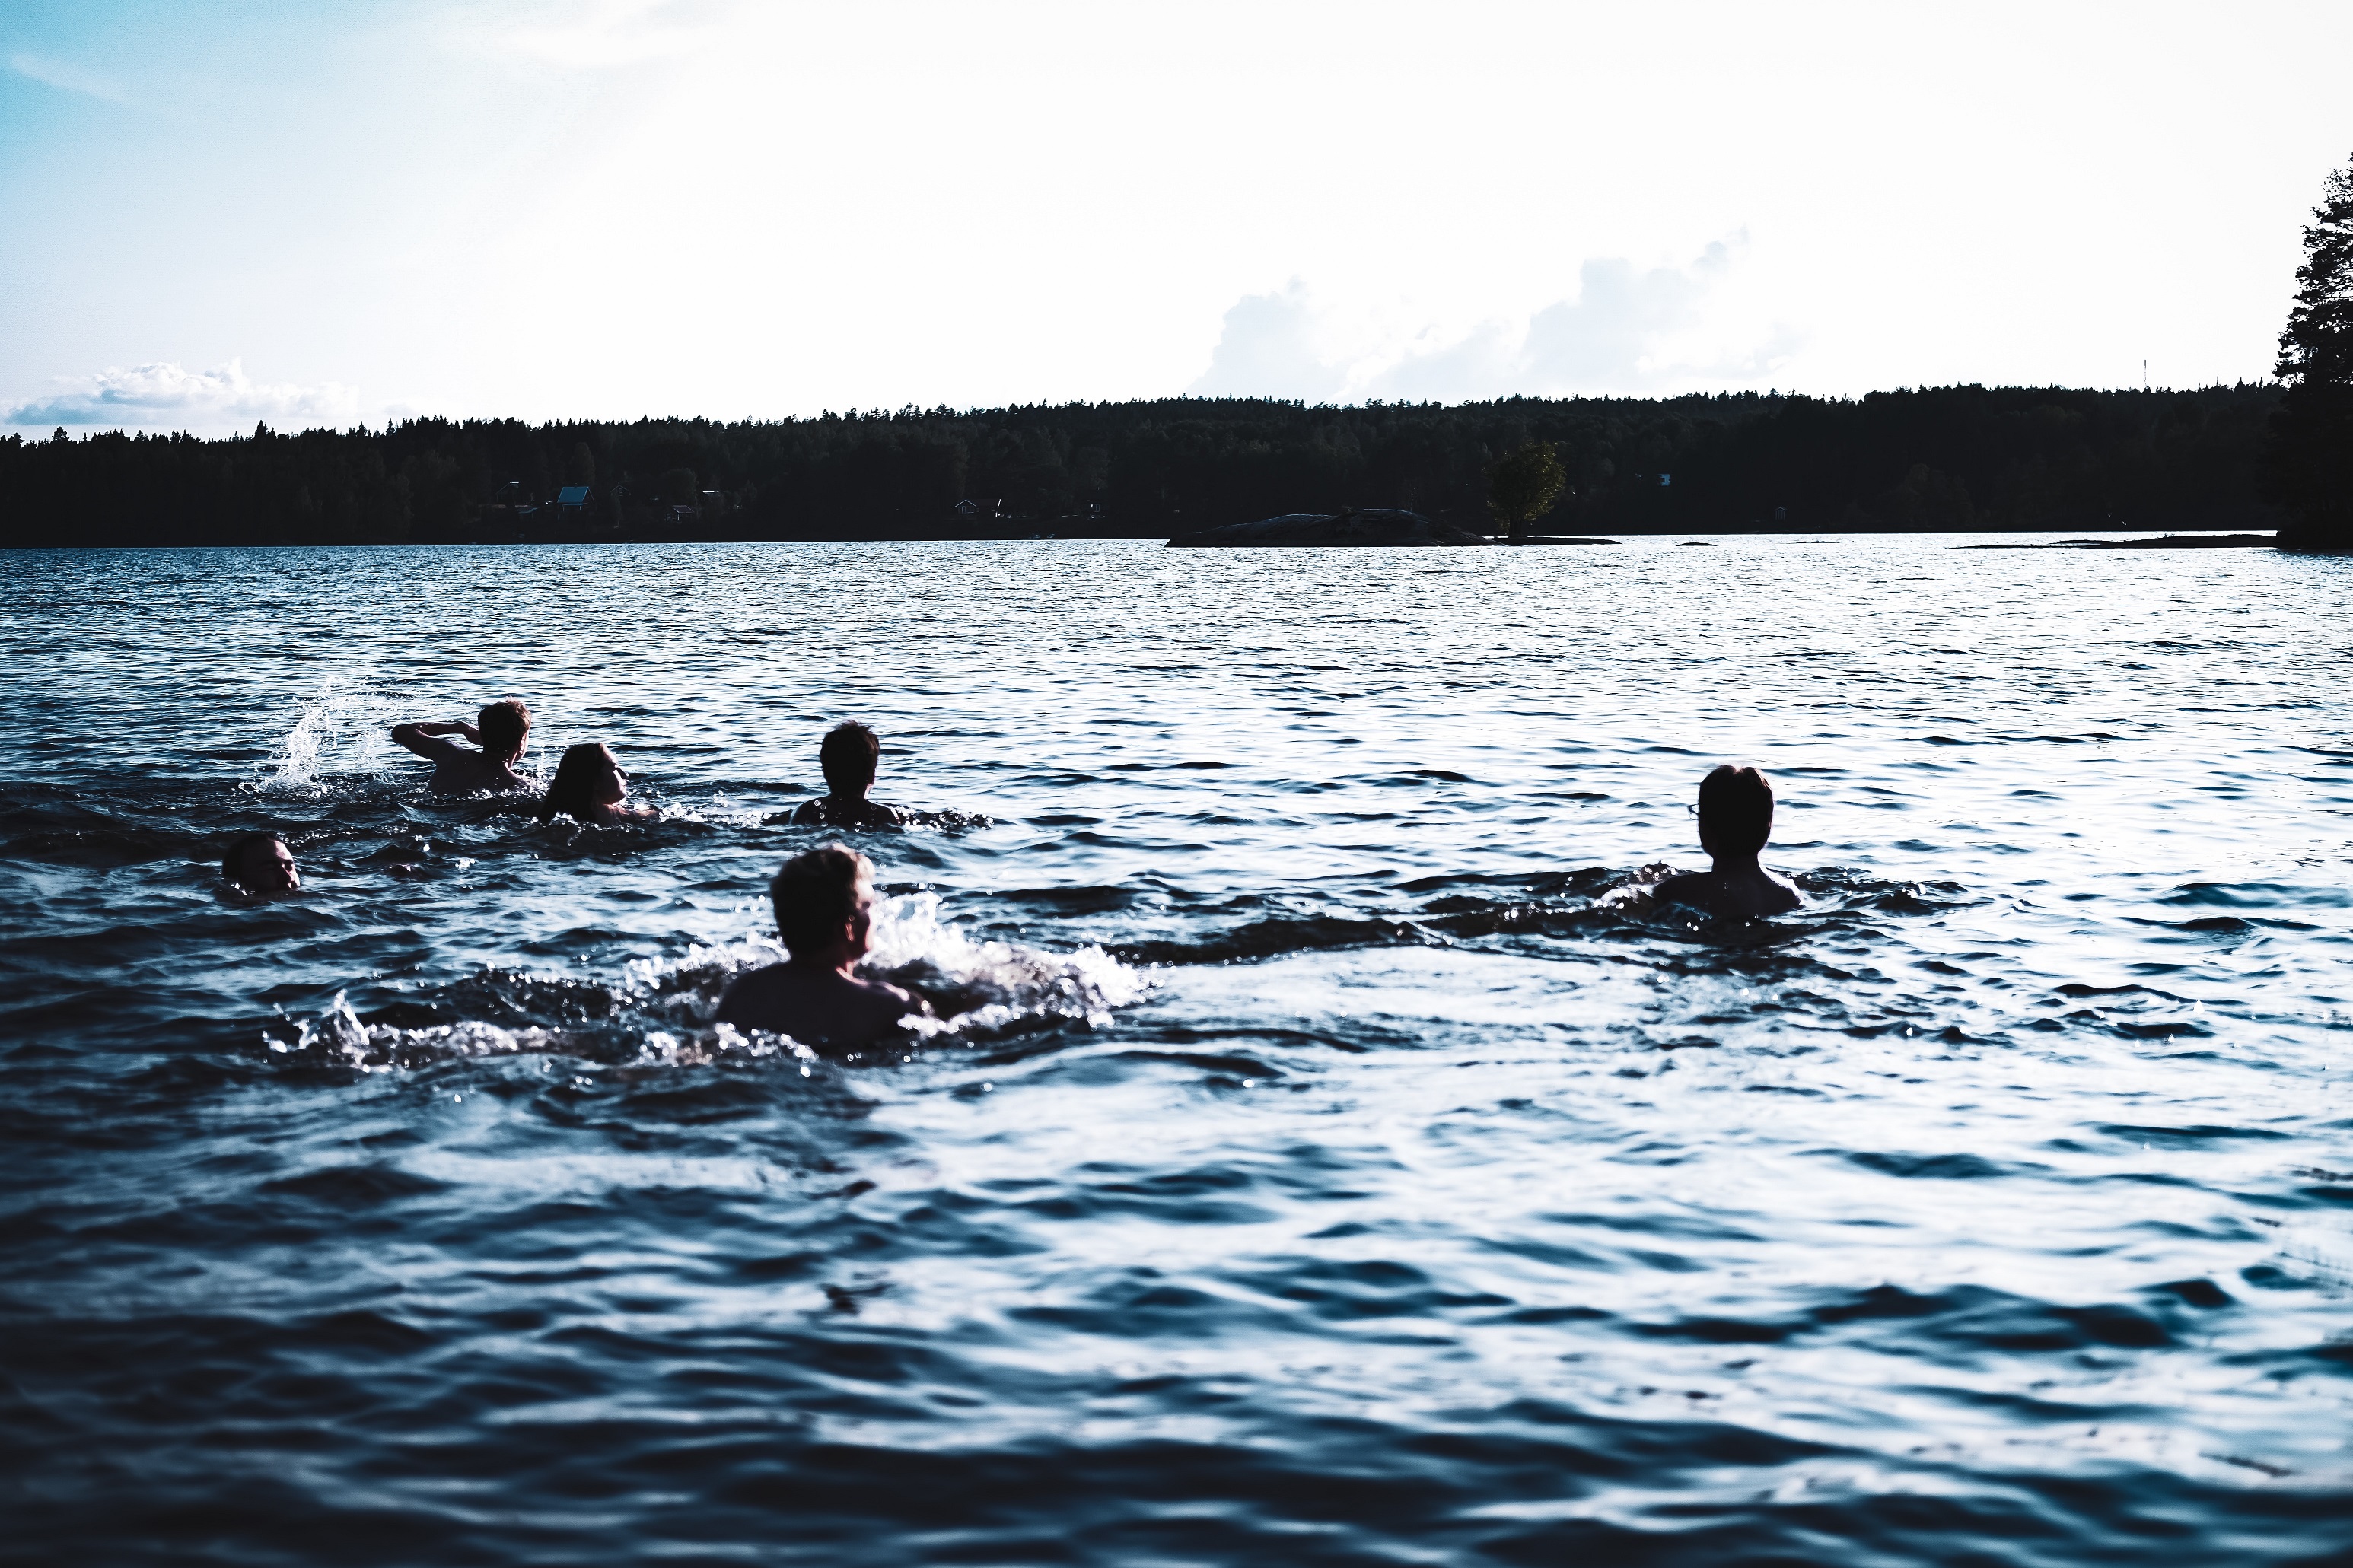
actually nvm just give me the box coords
[1652,871,1717,911]
[715,962,792,1026]
[853,975,922,1017]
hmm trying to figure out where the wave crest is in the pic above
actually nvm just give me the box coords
[866,891,1148,1038]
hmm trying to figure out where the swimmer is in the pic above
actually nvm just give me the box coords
[716,844,925,1048]
[1653,764,1802,918]
[222,832,300,894]
[791,721,904,829]
[540,742,654,825]
[390,699,532,794]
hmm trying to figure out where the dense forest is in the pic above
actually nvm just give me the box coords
[0,383,2286,547]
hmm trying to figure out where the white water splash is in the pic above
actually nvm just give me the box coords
[613,891,1148,1045]
[632,1023,816,1069]
[275,893,1149,1073]
[277,991,562,1072]
[263,678,403,790]
[865,890,1148,1038]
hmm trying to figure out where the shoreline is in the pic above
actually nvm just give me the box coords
[0,528,2295,553]
[1962,532,2278,550]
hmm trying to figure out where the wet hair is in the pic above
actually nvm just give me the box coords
[540,742,616,823]
[769,844,873,955]
[221,832,285,888]
[820,721,880,794]
[477,698,530,762]
[1697,764,1775,856]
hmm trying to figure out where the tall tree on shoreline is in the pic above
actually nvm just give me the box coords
[1487,441,1567,543]
[2267,151,2353,549]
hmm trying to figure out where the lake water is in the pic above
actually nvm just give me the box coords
[2,537,2349,1564]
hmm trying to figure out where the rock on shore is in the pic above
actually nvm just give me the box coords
[1165,508,1486,548]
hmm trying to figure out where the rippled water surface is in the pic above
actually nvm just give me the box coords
[3,538,2351,1564]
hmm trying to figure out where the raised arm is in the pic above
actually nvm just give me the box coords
[390,720,475,760]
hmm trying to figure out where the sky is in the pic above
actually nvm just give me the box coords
[2,0,2348,434]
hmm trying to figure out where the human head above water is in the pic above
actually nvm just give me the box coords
[541,742,627,822]
[1696,764,1775,858]
[222,832,300,893]
[820,720,881,797]
[769,843,874,958]
[477,698,530,762]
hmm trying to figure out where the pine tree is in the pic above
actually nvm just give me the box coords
[2266,153,2353,548]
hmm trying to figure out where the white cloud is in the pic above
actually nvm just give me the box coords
[2,360,361,433]
[8,51,130,105]
[1192,237,1804,404]
[1186,280,1348,402]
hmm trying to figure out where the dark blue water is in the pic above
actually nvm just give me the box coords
[2,539,2349,1565]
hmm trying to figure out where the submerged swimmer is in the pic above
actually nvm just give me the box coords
[1652,764,1802,919]
[390,699,532,794]
[540,742,654,825]
[791,721,904,829]
[717,844,925,1048]
[222,832,301,894]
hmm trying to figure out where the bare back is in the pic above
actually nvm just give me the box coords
[391,726,530,795]
[1654,866,1801,920]
[715,962,920,1048]
[791,795,905,829]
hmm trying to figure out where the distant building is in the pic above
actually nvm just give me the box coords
[953,498,1004,520]
[556,485,590,518]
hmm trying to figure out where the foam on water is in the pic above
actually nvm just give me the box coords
[865,889,1149,1036]
[275,890,1148,1070]
[278,991,564,1070]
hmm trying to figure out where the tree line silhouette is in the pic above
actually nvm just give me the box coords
[0,382,2288,548]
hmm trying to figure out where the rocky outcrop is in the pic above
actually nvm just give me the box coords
[1165,508,1487,548]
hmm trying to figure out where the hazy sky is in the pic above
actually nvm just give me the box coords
[3,0,2348,434]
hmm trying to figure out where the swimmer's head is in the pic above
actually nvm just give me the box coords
[769,843,874,959]
[820,721,881,797]
[223,832,300,893]
[477,698,530,763]
[1696,765,1775,858]
[542,741,626,822]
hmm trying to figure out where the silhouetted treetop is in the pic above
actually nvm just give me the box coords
[2266,151,2353,549]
